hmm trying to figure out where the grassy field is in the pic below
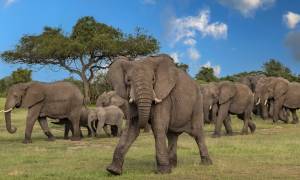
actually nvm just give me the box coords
[0,98,300,179]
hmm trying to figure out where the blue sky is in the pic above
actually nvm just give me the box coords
[1,0,300,81]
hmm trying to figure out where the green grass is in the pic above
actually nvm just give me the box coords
[0,97,300,179]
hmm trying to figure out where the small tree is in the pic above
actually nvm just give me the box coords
[175,63,189,72]
[195,67,218,82]
[1,16,159,103]
[11,68,32,84]
[263,59,299,81]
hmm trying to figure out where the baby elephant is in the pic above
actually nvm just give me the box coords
[88,105,124,137]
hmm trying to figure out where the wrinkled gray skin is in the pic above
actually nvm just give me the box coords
[106,54,212,175]
[254,77,293,123]
[4,82,83,143]
[97,91,151,132]
[88,105,124,137]
[199,83,219,124]
[51,107,93,139]
[212,81,256,138]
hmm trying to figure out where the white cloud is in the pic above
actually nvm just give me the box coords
[170,52,180,63]
[218,0,275,17]
[202,61,221,77]
[183,38,197,46]
[283,11,300,29]
[142,0,156,5]
[187,47,201,61]
[4,0,16,7]
[170,9,227,44]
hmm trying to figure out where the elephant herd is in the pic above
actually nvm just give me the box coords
[1,54,299,175]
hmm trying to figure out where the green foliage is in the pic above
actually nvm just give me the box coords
[195,67,219,82]
[175,62,189,72]
[0,68,32,97]
[220,71,265,82]
[1,16,159,103]
[263,59,299,82]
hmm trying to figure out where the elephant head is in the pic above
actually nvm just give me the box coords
[96,91,125,107]
[254,77,289,106]
[200,83,219,123]
[4,82,45,134]
[107,55,177,128]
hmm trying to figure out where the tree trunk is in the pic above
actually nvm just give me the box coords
[82,75,91,105]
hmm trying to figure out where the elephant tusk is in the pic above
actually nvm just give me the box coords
[264,100,268,106]
[256,98,261,105]
[129,98,134,104]
[154,98,162,104]
[209,105,212,110]
[0,108,13,113]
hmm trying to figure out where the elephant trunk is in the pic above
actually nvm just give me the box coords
[134,78,153,128]
[4,102,17,133]
[203,104,211,124]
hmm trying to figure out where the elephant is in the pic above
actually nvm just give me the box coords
[254,77,294,123]
[199,82,219,124]
[106,54,212,175]
[3,81,83,143]
[51,107,93,139]
[238,74,266,117]
[87,105,124,137]
[96,91,151,132]
[212,81,256,138]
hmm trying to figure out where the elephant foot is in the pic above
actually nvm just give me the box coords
[156,165,171,174]
[47,136,56,141]
[106,164,122,175]
[249,124,256,133]
[22,139,32,144]
[64,136,69,140]
[241,131,248,135]
[201,156,213,165]
[70,136,81,141]
[226,132,234,136]
[211,133,221,138]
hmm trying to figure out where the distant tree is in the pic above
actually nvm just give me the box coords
[220,71,265,82]
[0,68,32,97]
[11,68,32,84]
[1,16,159,104]
[263,59,298,81]
[175,63,189,72]
[195,67,218,82]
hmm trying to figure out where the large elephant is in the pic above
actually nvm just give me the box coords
[199,82,219,124]
[254,77,291,123]
[106,54,212,175]
[96,91,151,132]
[3,82,83,143]
[212,81,256,137]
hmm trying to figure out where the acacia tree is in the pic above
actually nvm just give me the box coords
[1,16,159,103]
[195,67,218,82]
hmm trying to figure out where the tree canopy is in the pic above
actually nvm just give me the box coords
[175,62,189,73]
[1,16,159,103]
[195,67,219,83]
[263,59,299,82]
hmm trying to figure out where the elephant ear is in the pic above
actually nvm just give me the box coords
[219,82,237,104]
[107,57,131,100]
[22,85,45,108]
[110,94,125,107]
[152,56,178,100]
[274,80,289,99]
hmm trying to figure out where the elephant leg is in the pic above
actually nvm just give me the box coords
[291,109,299,124]
[248,120,256,133]
[87,126,92,137]
[213,102,230,138]
[167,131,179,168]
[106,118,140,175]
[223,115,233,135]
[96,120,105,137]
[241,114,249,135]
[88,120,95,137]
[23,105,41,144]
[103,125,111,137]
[211,104,218,124]
[262,103,269,120]
[273,97,285,123]
[63,119,71,139]
[70,115,81,141]
[38,117,55,141]
[279,108,288,123]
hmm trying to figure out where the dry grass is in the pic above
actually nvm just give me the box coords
[0,98,300,179]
